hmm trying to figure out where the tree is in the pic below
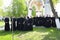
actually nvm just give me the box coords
[12,0,27,18]
[49,0,58,18]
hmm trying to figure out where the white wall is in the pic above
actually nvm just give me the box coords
[55,3,60,17]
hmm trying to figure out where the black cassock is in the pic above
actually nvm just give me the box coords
[39,17,45,26]
[17,17,25,30]
[44,17,51,28]
[33,17,39,26]
[23,18,33,31]
[11,18,17,31]
[5,18,10,31]
[59,17,60,22]
[33,17,37,25]
[51,17,56,27]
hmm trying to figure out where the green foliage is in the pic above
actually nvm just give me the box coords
[52,0,58,5]
[12,0,27,18]
[0,0,27,17]
[32,6,36,17]
[0,9,4,16]
[0,0,3,6]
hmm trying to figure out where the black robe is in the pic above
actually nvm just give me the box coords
[4,18,10,31]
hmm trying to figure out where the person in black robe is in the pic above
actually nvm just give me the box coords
[38,17,44,26]
[51,17,56,27]
[44,17,51,28]
[4,17,10,31]
[23,17,33,31]
[35,17,39,26]
[17,17,25,31]
[11,18,17,31]
[59,17,60,22]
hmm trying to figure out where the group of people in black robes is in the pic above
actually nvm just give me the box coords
[5,17,60,31]
[4,17,33,31]
[33,17,57,28]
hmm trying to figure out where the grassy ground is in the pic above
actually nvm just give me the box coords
[0,27,60,40]
[0,30,20,40]
[0,31,12,40]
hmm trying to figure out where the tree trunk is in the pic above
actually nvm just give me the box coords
[49,0,58,18]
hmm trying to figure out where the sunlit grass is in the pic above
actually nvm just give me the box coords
[0,27,60,40]
[14,27,60,40]
[17,31,49,40]
[0,31,12,40]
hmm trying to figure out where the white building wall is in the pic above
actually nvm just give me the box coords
[44,0,53,17]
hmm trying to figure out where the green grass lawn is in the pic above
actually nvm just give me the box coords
[0,27,60,40]
[0,31,12,40]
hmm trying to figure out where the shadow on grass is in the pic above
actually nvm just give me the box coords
[0,30,29,36]
[14,30,30,35]
[0,30,12,36]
